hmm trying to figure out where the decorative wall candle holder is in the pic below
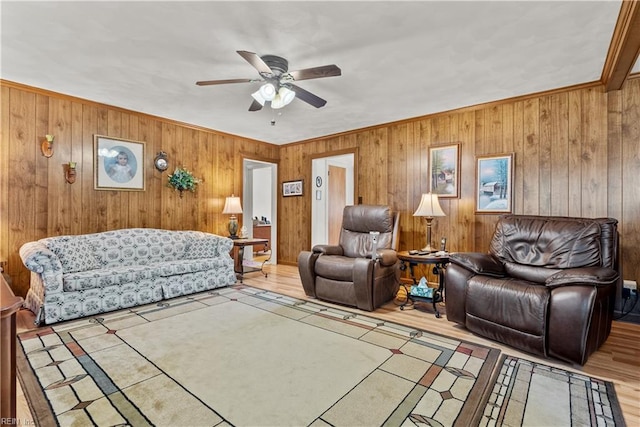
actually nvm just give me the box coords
[65,161,77,184]
[41,135,54,158]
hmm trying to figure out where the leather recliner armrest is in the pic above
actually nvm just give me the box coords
[375,249,397,267]
[312,245,344,256]
[545,267,619,289]
[449,252,506,277]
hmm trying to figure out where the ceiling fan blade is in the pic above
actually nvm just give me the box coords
[196,78,254,86]
[289,84,327,108]
[237,50,273,74]
[289,65,341,81]
[248,99,263,112]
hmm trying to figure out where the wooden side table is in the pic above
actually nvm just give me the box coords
[396,251,449,318]
[1,274,24,422]
[231,238,270,283]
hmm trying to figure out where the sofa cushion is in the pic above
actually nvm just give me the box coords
[63,265,158,292]
[87,228,190,267]
[156,259,222,277]
[466,276,549,336]
[46,237,101,273]
[489,216,604,269]
[315,255,355,281]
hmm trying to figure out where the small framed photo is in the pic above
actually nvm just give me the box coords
[94,135,145,191]
[283,179,304,197]
[428,144,460,198]
[476,153,513,214]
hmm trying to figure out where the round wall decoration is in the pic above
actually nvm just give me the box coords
[315,176,322,187]
[154,151,169,172]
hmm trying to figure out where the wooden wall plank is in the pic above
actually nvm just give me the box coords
[621,79,640,283]
[455,111,476,253]
[538,96,552,216]
[550,93,569,216]
[70,101,83,235]
[567,90,583,217]
[512,101,525,214]
[0,86,9,268]
[8,89,37,296]
[582,88,608,217]
[34,94,49,239]
[523,98,540,215]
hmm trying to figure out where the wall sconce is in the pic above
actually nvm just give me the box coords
[41,135,54,158]
[65,161,77,184]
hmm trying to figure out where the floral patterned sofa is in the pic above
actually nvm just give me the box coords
[19,228,237,325]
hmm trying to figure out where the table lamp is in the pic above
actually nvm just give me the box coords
[413,193,446,252]
[222,195,243,239]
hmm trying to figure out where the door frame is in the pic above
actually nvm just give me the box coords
[309,148,358,248]
[242,155,279,264]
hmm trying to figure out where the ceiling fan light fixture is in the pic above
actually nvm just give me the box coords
[279,86,295,104]
[271,87,296,109]
[251,90,266,106]
[258,83,276,101]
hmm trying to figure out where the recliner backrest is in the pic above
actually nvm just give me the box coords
[339,205,396,258]
[489,215,618,282]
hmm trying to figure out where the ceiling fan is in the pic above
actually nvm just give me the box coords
[196,50,341,112]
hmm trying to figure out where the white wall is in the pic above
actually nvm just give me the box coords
[252,167,272,223]
[311,153,354,248]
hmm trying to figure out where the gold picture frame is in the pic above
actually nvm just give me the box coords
[94,135,145,191]
[428,143,460,198]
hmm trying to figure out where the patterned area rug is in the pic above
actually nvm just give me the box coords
[16,285,625,426]
[481,355,625,427]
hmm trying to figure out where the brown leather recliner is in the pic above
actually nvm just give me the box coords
[298,205,400,311]
[445,215,619,366]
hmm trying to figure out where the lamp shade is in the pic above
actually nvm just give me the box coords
[413,193,445,218]
[271,86,296,109]
[222,196,243,214]
[259,83,276,101]
[251,90,266,106]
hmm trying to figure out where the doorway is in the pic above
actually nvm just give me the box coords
[311,153,355,248]
[243,159,278,264]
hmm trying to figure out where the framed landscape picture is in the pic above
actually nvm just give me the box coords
[475,153,513,213]
[283,179,303,197]
[428,144,460,198]
[94,135,145,191]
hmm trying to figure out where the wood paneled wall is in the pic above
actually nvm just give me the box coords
[278,80,640,292]
[2,79,639,301]
[0,82,278,297]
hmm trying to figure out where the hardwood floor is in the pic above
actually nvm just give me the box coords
[15,264,640,425]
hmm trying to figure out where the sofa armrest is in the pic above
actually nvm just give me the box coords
[19,241,62,274]
[184,231,233,260]
[216,235,233,255]
[312,245,344,256]
[545,267,619,289]
[449,252,506,277]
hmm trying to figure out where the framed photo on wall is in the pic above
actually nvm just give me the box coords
[475,153,513,213]
[282,179,303,197]
[94,135,145,191]
[428,143,460,198]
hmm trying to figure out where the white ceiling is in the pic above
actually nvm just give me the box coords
[2,1,635,145]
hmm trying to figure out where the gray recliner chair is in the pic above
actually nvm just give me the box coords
[297,205,400,311]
